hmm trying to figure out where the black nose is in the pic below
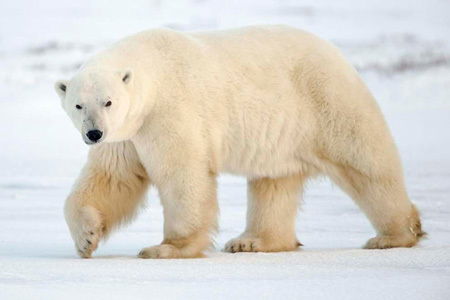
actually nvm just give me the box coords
[86,130,103,142]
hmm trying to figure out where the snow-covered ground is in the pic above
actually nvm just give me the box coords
[0,0,449,299]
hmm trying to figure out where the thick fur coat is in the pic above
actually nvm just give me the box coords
[55,25,423,258]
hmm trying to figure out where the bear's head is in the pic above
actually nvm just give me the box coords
[55,69,135,145]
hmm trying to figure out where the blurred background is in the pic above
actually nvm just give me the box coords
[0,1,449,298]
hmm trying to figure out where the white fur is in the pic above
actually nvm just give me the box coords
[55,25,423,259]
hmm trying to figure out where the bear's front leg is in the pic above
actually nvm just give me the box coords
[65,203,104,258]
[133,111,218,259]
[65,142,150,258]
[138,163,218,259]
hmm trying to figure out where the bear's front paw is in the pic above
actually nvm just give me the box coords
[138,244,181,259]
[67,206,104,258]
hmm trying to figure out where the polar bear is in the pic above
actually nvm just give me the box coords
[55,25,423,259]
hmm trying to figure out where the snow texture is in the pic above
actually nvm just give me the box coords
[0,0,449,299]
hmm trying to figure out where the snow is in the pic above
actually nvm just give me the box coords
[0,0,450,299]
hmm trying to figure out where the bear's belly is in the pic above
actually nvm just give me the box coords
[215,100,315,178]
[219,132,311,179]
[216,112,314,178]
[221,154,307,179]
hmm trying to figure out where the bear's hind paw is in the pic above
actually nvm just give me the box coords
[364,234,419,249]
[224,237,264,253]
[224,236,301,253]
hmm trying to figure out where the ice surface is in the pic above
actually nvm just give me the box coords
[0,0,449,299]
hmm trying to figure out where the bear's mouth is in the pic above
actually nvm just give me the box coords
[83,139,103,145]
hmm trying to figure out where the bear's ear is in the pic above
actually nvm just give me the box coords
[54,80,69,99]
[121,71,132,84]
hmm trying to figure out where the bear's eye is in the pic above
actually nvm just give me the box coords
[105,101,112,107]
[75,104,82,110]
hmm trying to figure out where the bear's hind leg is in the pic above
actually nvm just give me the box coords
[328,166,424,249]
[224,174,305,253]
